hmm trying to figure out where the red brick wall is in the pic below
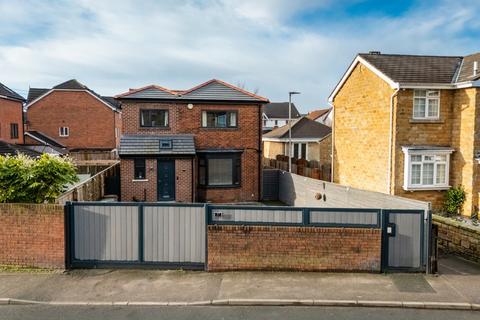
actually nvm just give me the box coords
[121,101,262,202]
[208,225,381,272]
[121,158,194,202]
[0,98,23,144]
[0,204,64,269]
[26,91,120,150]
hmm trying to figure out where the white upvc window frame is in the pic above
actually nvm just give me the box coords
[285,142,308,160]
[59,127,69,137]
[413,89,440,120]
[402,147,452,191]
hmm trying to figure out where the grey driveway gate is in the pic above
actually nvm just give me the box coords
[67,202,206,269]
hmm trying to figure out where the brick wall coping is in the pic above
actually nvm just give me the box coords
[0,203,64,214]
[433,215,480,236]
[208,225,380,234]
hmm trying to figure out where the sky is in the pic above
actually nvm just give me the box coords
[0,0,479,113]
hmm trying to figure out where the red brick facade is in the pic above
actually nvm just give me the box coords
[207,225,381,272]
[120,101,262,203]
[26,90,121,151]
[0,204,65,269]
[0,97,23,144]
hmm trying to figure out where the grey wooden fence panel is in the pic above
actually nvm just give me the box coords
[143,206,205,263]
[74,205,139,261]
[309,210,378,225]
[388,213,422,268]
[211,208,302,223]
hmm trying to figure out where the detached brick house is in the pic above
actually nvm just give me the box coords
[0,82,24,144]
[116,79,269,203]
[330,51,480,216]
[25,79,122,151]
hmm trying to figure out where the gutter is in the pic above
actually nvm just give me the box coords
[388,88,400,194]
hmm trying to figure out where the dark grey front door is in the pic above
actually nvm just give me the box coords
[157,160,175,201]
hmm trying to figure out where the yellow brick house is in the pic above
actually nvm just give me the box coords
[329,52,480,216]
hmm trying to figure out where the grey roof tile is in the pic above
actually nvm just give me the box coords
[359,53,462,84]
[262,102,301,118]
[117,79,269,103]
[119,135,196,156]
[0,141,42,157]
[457,53,480,82]
[263,117,331,140]
[0,82,24,101]
[27,88,49,103]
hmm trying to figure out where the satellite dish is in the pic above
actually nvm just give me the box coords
[187,103,194,110]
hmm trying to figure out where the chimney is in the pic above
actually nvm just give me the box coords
[474,61,478,77]
[369,51,381,55]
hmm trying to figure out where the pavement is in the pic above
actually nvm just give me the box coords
[0,254,479,310]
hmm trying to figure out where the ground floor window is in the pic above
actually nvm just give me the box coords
[198,153,241,187]
[134,158,146,180]
[402,147,452,190]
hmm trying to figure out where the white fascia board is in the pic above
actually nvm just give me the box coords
[328,56,399,103]
[399,83,456,90]
[26,89,120,113]
[24,131,48,145]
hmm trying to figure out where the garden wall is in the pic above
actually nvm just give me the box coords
[207,225,381,272]
[433,215,480,263]
[0,204,65,269]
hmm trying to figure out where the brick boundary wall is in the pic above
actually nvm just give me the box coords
[0,204,65,269]
[433,215,480,263]
[207,225,381,272]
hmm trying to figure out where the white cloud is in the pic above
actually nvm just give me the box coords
[0,0,479,111]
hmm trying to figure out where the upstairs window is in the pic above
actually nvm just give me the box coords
[134,159,146,180]
[10,123,19,139]
[202,111,237,128]
[59,127,69,137]
[403,148,452,190]
[413,90,440,119]
[140,109,168,127]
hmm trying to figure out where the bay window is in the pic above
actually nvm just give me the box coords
[402,147,453,190]
[413,90,440,119]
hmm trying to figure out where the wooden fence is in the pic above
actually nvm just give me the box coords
[69,150,118,161]
[56,162,120,204]
[263,157,331,181]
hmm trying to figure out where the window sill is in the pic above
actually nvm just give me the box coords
[198,185,241,189]
[403,185,450,191]
[409,119,444,124]
[139,127,171,130]
[132,179,149,182]
[200,127,239,130]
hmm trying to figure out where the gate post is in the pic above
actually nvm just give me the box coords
[380,209,387,273]
[138,204,144,263]
[64,201,73,270]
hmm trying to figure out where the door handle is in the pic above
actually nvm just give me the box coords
[387,223,396,237]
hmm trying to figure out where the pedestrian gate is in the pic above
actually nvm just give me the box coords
[66,202,205,269]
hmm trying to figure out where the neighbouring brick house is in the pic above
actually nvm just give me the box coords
[25,79,122,152]
[329,51,480,216]
[263,117,331,165]
[0,82,24,144]
[116,79,269,203]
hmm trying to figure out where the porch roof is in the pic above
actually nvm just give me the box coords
[119,135,195,156]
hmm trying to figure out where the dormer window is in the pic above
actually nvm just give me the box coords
[413,90,440,119]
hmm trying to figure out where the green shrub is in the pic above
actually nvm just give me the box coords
[0,154,78,203]
[443,185,466,216]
